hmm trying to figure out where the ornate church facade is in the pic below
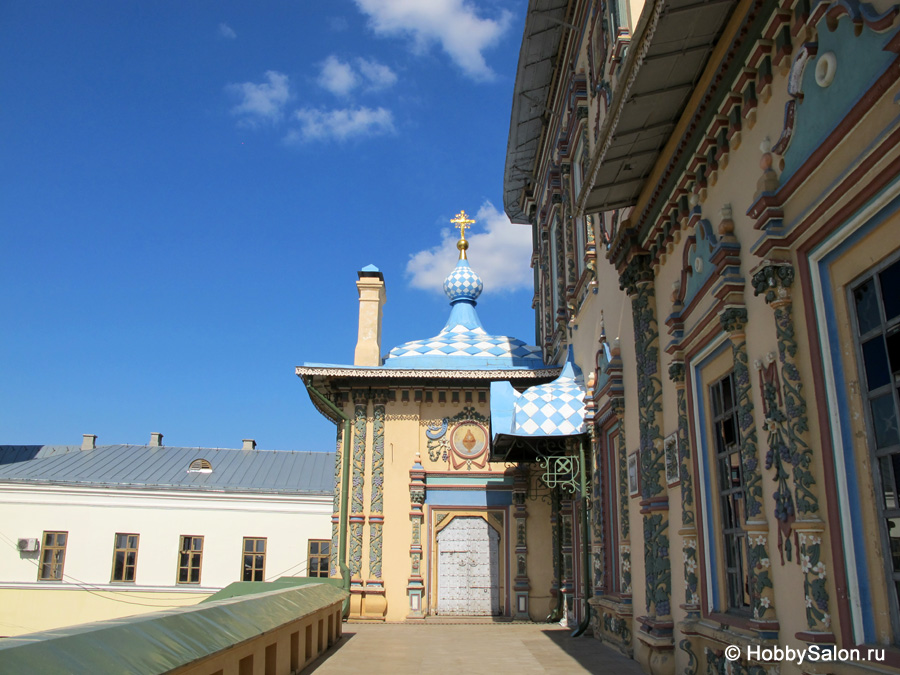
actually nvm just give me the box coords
[298,217,594,624]
[504,0,900,673]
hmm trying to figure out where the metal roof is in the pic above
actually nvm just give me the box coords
[0,583,347,674]
[504,0,570,224]
[0,444,334,495]
[505,0,741,221]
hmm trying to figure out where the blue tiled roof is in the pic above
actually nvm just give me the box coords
[490,348,587,437]
[0,445,334,494]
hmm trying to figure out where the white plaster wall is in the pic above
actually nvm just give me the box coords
[0,485,332,591]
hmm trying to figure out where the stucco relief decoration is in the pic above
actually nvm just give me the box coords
[757,352,799,563]
[425,417,449,462]
[448,421,489,470]
[799,531,831,630]
[771,42,817,156]
[428,407,490,468]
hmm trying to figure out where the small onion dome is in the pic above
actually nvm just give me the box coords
[443,259,483,304]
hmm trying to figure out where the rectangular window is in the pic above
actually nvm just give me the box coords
[38,531,67,581]
[111,533,139,582]
[177,535,203,584]
[308,540,330,578]
[851,257,900,624]
[242,537,267,581]
[710,372,751,612]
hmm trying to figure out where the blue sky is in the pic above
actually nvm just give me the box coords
[1,1,538,452]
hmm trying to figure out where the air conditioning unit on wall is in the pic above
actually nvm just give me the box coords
[17,538,39,552]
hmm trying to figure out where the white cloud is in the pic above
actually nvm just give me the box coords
[227,71,290,125]
[356,57,398,90]
[317,55,397,96]
[287,106,395,142]
[317,56,359,96]
[406,201,532,294]
[354,0,513,80]
[218,23,237,39]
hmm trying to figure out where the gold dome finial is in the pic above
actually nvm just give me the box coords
[450,210,475,260]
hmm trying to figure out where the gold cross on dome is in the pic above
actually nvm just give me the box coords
[450,210,475,240]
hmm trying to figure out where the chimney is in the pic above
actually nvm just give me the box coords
[243,439,257,451]
[82,434,97,450]
[150,432,164,447]
[354,265,387,367]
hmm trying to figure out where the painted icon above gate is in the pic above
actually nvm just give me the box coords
[448,421,488,468]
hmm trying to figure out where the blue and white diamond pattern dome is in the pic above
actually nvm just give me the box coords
[511,358,585,436]
[443,259,483,303]
[382,249,547,371]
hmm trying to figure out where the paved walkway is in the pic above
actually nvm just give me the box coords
[308,622,645,674]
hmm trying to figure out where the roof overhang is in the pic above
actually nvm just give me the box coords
[504,0,571,224]
[577,0,739,215]
[297,364,561,425]
[490,432,585,463]
[505,0,742,222]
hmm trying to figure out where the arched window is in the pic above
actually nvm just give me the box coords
[187,458,212,473]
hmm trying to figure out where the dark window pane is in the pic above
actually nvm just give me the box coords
[179,568,188,583]
[57,533,66,546]
[883,456,898,510]
[890,517,900,571]
[722,417,737,448]
[190,567,199,583]
[863,337,890,391]
[320,542,330,555]
[256,540,265,553]
[887,331,900,378]
[245,540,253,552]
[125,567,134,582]
[193,538,203,551]
[880,261,900,323]
[855,279,881,334]
[873,394,900,449]
[115,534,127,548]
[723,379,734,413]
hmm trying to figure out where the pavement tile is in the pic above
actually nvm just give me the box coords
[307,623,645,674]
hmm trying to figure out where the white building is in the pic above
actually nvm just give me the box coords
[0,435,334,637]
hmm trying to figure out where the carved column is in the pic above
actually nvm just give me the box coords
[621,256,672,636]
[613,399,632,601]
[513,468,531,620]
[751,262,832,639]
[365,392,387,619]
[670,360,700,674]
[407,454,426,619]
[350,392,369,579]
[331,424,342,577]
[719,307,778,629]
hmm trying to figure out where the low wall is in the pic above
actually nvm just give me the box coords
[0,583,348,675]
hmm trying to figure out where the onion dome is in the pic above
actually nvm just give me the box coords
[443,259,483,303]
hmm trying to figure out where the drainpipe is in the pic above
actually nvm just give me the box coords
[571,435,592,637]
[306,381,352,618]
[547,486,564,622]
